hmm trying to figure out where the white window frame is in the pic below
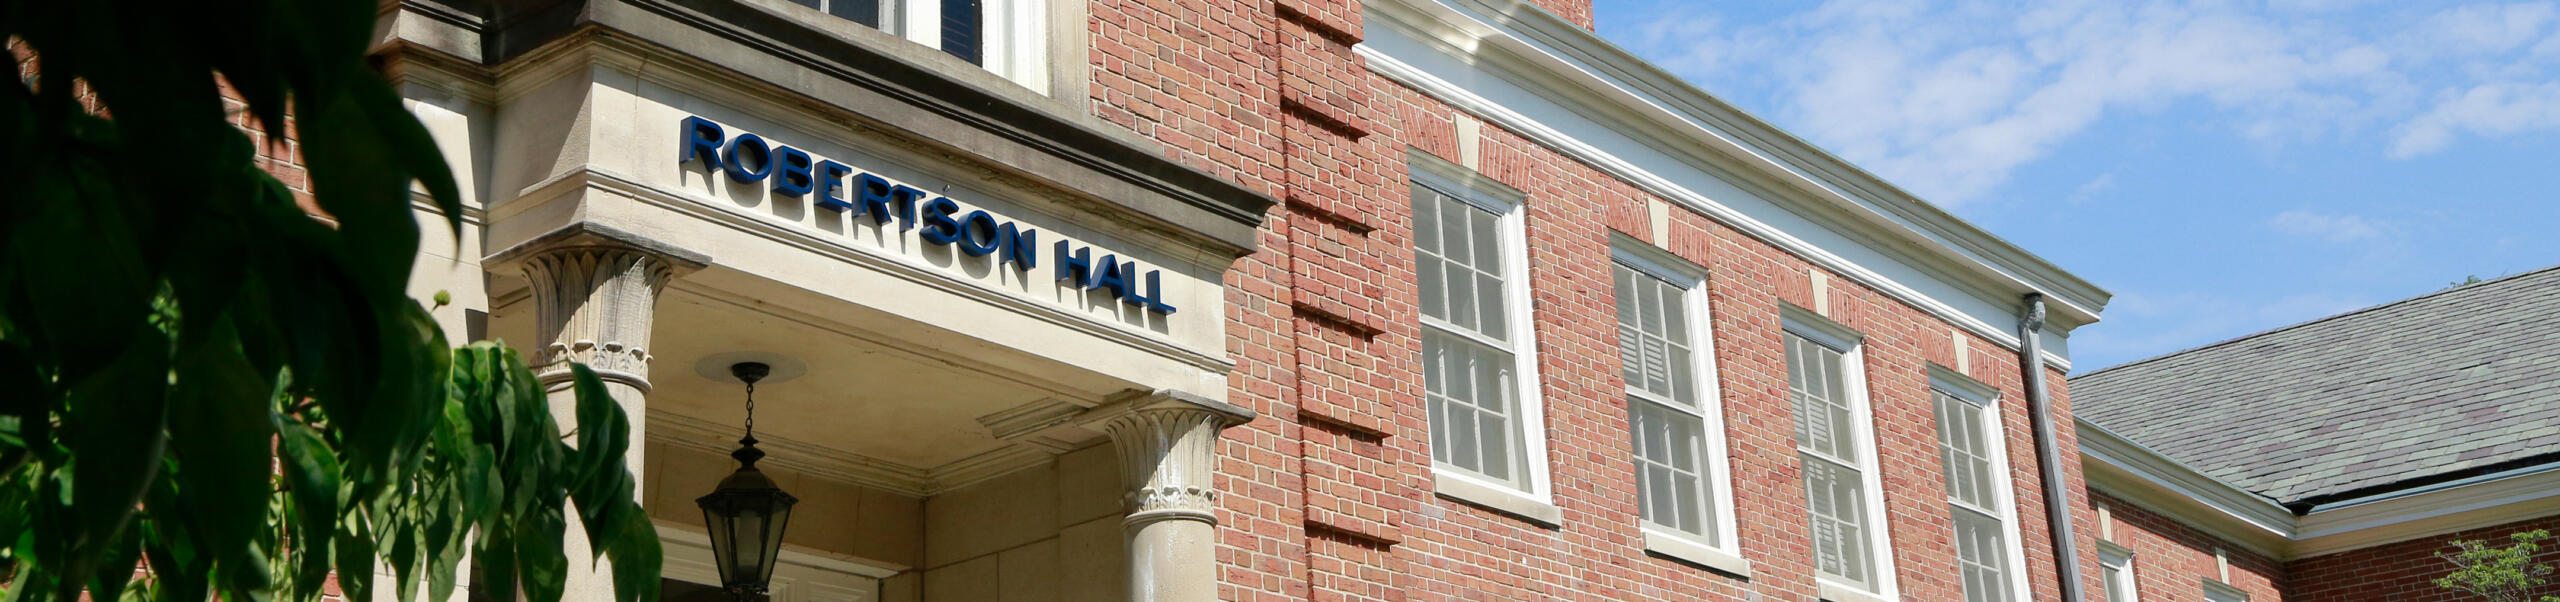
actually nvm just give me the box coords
[1610,237,1748,575]
[1782,308,1900,602]
[2203,579,2250,602]
[780,0,1050,92]
[2098,541,2138,602]
[1410,152,1556,525]
[1929,366,2035,602]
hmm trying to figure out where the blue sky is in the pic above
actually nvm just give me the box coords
[1591,0,2560,372]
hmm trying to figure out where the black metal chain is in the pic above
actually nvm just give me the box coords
[743,380,757,441]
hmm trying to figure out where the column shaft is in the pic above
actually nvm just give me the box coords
[1095,391,1255,602]
[494,225,705,602]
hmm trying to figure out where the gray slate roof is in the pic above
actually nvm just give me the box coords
[2072,266,2560,508]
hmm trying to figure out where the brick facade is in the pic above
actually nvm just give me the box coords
[2097,491,2560,602]
[2285,515,2560,602]
[38,0,2544,599]
[1081,0,2105,598]
[2093,490,2289,601]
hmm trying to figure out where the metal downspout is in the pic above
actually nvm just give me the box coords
[2022,293,2087,602]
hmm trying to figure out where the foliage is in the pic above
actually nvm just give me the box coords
[0,2,659,602]
[2436,529,2560,602]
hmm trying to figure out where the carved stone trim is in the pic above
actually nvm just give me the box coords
[500,223,709,390]
[1092,390,1256,525]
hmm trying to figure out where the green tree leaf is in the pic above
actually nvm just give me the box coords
[166,322,278,598]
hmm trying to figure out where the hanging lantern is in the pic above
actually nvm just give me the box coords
[696,362,797,600]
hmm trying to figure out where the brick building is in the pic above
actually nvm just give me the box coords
[2075,267,2560,602]
[362,0,2123,599]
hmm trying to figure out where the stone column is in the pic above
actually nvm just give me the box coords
[1092,390,1256,602]
[489,224,707,602]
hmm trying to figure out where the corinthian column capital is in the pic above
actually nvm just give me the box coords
[487,223,710,392]
[1091,389,1257,526]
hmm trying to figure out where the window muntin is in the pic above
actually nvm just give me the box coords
[2099,545,2137,602]
[1415,184,1537,492]
[1422,330,1524,483]
[1614,261,1720,541]
[1935,389,2013,602]
[1787,331,1881,591]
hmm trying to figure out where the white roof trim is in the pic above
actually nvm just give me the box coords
[2079,422,2294,557]
[1358,0,2109,335]
[2080,417,2560,560]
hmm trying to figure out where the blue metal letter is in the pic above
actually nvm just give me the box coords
[855,173,896,225]
[1145,271,1177,315]
[1118,262,1154,309]
[920,198,964,245]
[956,210,1003,256]
[1001,225,1038,270]
[889,185,927,231]
[721,133,775,184]
[1090,254,1130,301]
[814,160,854,211]
[680,116,725,170]
[1055,240,1094,287]
[771,146,815,196]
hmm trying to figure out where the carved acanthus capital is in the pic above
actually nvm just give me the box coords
[488,223,710,391]
[1091,390,1256,526]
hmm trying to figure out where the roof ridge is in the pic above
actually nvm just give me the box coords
[2073,263,2560,381]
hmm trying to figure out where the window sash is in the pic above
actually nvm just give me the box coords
[1801,452,1875,587]
[1414,189,1511,343]
[1951,505,2011,602]
[1934,391,2005,516]
[1933,388,2016,601]
[1423,330,1524,486]
[1629,397,1711,538]
[1788,335,1858,467]
[2100,548,2137,602]
[1613,263,1696,409]
[1787,331,1878,589]
[1415,182,1528,490]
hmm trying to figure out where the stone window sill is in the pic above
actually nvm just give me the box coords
[1819,580,1891,602]
[1641,528,1752,578]
[1433,470,1563,527]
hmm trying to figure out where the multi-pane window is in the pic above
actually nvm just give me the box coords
[2099,545,2137,602]
[1934,388,2015,602]
[2205,582,2249,602]
[1415,184,1532,490]
[1614,261,1722,541]
[782,0,1047,90]
[1787,330,1881,590]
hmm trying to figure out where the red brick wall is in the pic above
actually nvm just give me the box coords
[11,39,323,220]
[1081,1,2100,597]
[2287,514,2560,602]
[2094,490,2288,601]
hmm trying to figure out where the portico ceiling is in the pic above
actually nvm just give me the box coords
[488,272,1142,490]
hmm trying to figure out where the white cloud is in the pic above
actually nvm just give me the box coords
[1617,0,2406,205]
[1609,0,2560,204]
[2389,81,2560,157]
[2268,209,2392,242]
[2406,3,2558,58]
[2064,172,2116,204]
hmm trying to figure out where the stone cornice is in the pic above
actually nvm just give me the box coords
[414,0,1276,255]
